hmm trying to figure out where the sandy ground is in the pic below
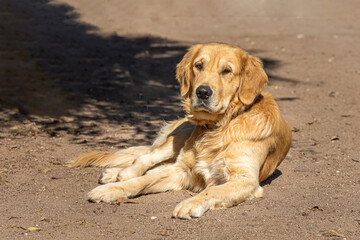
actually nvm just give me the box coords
[1,0,360,239]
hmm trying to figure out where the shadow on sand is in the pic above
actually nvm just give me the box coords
[0,0,298,145]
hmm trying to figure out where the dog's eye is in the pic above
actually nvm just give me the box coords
[195,63,203,70]
[222,68,232,74]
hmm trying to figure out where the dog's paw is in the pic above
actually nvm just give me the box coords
[117,166,141,181]
[88,183,127,203]
[172,197,208,219]
[254,186,263,198]
[98,168,123,184]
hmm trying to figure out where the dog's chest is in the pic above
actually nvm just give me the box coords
[194,159,230,185]
[189,127,231,185]
[193,142,230,185]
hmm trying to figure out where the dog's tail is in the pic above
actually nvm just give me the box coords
[67,146,151,168]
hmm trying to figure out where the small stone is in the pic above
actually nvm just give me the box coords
[331,136,339,141]
[328,91,339,97]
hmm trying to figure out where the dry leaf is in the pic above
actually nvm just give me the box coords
[291,127,300,132]
[306,119,318,125]
[321,229,345,238]
[27,227,42,231]
[7,225,26,230]
[50,161,66,166]
[43,168,51,173]
[311,206,323,211]
[158,231,169,236]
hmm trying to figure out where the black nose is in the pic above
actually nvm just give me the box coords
[196,86,213,100]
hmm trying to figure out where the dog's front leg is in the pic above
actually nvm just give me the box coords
[172,178,263,219]
[173,141,267,219]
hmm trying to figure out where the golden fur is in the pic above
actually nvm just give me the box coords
[68,43,292,219]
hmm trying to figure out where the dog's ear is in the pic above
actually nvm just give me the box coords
[176,45,201,97]
[239,55,268,105]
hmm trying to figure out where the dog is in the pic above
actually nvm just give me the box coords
[68,43,292,219]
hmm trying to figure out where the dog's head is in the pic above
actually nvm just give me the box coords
[176,43,268,125]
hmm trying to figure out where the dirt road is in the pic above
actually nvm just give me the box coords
[1,0,359,239]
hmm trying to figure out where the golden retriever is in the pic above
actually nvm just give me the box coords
[68,43,292,219]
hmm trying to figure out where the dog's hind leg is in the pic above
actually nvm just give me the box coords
[69,119,193,183]
[88,164,191,203]
[117,136,177,181]
[98,167,123,184]
[99,139,180,184]
[117,120,194,181]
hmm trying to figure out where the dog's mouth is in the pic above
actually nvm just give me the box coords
[187,100,224,124]
[186,109,224,126]
[192,99,217,113]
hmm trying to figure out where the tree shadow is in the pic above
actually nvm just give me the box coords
[0,0,299,146]
[0,0,188,145]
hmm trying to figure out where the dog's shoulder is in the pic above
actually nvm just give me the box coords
[243,92,281,120]
[251,92,279,113]
[228,92,282,141]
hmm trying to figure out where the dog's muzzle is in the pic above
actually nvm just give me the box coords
[193,86,216,112]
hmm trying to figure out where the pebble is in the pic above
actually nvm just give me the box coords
[331,136,339,141]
